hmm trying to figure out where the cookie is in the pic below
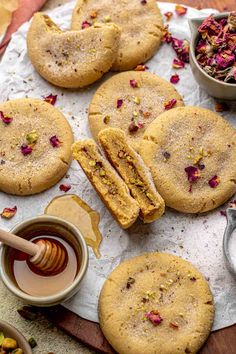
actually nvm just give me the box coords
[0,98,73,195]
[98,128,165,223]
[89,71,184,150]
[139,106,236,213]
[71,0,163,71]
[27,13,121,88]
[99,252,214,354]
[72,139,139,229]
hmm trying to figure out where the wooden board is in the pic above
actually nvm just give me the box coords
[43,0,236,353]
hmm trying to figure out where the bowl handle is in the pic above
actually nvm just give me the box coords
[223,208,236,275]
[188,17,204,37]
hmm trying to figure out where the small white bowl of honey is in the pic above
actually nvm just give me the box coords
[0,215,88,306]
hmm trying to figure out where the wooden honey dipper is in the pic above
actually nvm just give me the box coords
[0,228,67,275]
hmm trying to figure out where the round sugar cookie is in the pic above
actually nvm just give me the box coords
[139,106,236,213]
[27,13,121,88]
[71,0,163,71]
[99,252,214,354]
[89,71,184,150]
[0,98,74,195]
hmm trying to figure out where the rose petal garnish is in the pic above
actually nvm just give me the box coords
[43,94,57,106]
[50,135,61,148]
[90,10,97,19]
[172,58,185,69]
[20,144,33,155]
[128,121,139,133]
[208,175,220,188]
[170,74,180,84]
[172,37,190,63]
[26,130,38,145]
[1,206,17,219]
[81,21,91,29]
[164,12,173,21]
[216,50,235,69]
[215,102,229,112]
[134,64,148,71]
[0,111,13,124]
[164,99,177,110]
[59,184,71,192]
[130,79,139,88]
[141,0,147,4]
[161,25,172,43]
[175,5,187,16]
[185,166,200,183]
[138,122,144,129]
[145,311,163,326]
[220,210,227,217]
[117,99,123,109]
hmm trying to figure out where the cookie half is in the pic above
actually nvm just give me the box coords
[27,13,121,88]
[139,106,236,213]
[71,0,163,71]
[99,252,214,354]
[98,128,165,223]
[89,71,184,151]
[0,98,73,195]
[72,139,139,229]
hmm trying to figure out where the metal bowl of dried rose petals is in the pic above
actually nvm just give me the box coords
[189,11,236,100]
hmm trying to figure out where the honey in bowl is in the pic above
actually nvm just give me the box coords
[9,231,78,297]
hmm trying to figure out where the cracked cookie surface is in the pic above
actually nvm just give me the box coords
[99,252,214,354]
[139,106,236,213]
[71,0,163,71]
[0,98,73,195]
[89,71,184,151]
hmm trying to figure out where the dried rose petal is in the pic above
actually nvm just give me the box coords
[185,166,200,183]
[220,210,227,217]
[216,50,235,69]
[59,184,71,192]
[81,21,91,29]
[172,37,189,63]
[175,5,187,16]
[145,311,163,326]
[50,135,61,148]
[21,144,32,155]
[43,94,57,106]
[208,175,220,188]
[229,200,236,208]
[140,0,147,4]
[164,12,173,21]
[138,122,144,129]
[170,74,180,84]
[134,64,148,71]
[1,206,17,219]
[130,79,139,88]
[198,15,222,38]
[117,99,123,109]
[215,102,229,112]
[164,99,177,110]
[0,111,13,124]
[128,121,139,133]
[172,58,185,69]
[161,25,172,43]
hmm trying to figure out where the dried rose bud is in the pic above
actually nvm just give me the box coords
[50,135,61,148]
[145,310,163,326]
[172,58,185,69]
[59,184,71,192]
[117,99,123,109]
[164,12,173,21]
[43,94,57,105]
[164,99,177,110]
[185,166,200,183]
[175,5,187,16]
[21,144,33,155]
[208,175,220,188]
[81,21,91,29]
[1,206,17,219]
[130,79,139,88]
[170,74,180,84]
[0,111,13,124]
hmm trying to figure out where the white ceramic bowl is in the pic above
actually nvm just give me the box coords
[0,215,88,306]
[189,12,236,100]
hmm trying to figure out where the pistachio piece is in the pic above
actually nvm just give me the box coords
[28,337,37,349]
[0,332,4,346]
[12,349,24,354]
[2,338,17,350]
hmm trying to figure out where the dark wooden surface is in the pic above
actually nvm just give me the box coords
[43,0,236,353]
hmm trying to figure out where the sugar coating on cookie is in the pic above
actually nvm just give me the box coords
[0,98,73,195]
[71,0,163,71]
[72,139,140,229]
[27,13,121,88]
[139,106,236,213]
[89,71,184,151]
[99,252,214,354]
[98,128,165,223]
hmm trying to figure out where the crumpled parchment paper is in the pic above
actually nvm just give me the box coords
[0,0,236,331]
